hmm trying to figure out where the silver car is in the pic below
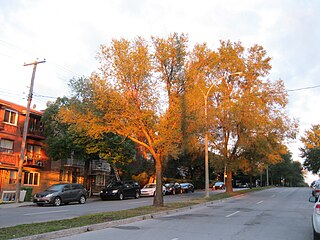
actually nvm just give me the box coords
[309,196,320,240]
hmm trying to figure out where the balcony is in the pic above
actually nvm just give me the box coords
[19,126,45,140]
[63,158,85,168]
[28,128,45,139]
[90,159,111,173]
[23,157,45,168]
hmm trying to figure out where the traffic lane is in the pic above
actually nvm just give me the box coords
[59,187,314,240]
[0,189,220,228]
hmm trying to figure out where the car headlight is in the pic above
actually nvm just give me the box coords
[112,190,119,194]
[45,193,53,198]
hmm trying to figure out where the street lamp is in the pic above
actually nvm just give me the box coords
[198,72,242,198]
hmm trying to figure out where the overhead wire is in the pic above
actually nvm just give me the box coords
[1,37,320,105]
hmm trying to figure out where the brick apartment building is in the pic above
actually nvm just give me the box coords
[0,99,60,196]
[0,99,112,198]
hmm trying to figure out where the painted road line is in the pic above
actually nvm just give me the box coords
[257,200,264,204]
[226,210,240,218]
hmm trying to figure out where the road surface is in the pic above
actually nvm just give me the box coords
[58,187,314,240]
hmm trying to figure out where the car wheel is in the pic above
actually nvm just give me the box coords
[314,229,320,240]
[135,191,140,199]
[53,197,62,206]
[79,195,86,204]
[119,193,124,200]
[36,203,44,206]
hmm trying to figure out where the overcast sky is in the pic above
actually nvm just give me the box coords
[1,0,319,182]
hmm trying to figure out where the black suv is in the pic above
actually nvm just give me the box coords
[33,183,88,206]
[100,181,141,200]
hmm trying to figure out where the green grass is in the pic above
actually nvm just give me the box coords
[0,187,269,239]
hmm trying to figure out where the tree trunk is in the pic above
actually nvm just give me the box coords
[226,170,233,193]
[153,154,164,207]
[249,175,253,188]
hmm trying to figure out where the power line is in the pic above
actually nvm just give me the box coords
[287,85,320,92]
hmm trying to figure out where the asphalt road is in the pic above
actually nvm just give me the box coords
[58,187,314,240]
[0,189,222,228]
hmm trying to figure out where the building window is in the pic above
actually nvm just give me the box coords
[4,109,18,125]
[23,172,39,186]
[0,139,14,153]
[26,144,41,161]
[28,116,43,133]
[9,171,17,184]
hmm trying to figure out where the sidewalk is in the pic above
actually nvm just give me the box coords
[0,201,34,208]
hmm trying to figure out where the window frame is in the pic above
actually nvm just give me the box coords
[23,171,40,186]
[0,139,14,153]
[3,109,18,126]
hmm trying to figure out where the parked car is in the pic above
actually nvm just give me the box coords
[165,182,182,195]
[312,181,320,199]
[100,181,141,200]
[140,183,166,197]
[180,183,194,193]
[213,181,225,190]
[309,196,320,240]
[33,183,88,206]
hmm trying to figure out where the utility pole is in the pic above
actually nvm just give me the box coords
[266,166,269,186]
[15,59,45,203]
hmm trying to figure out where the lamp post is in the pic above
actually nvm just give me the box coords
[199,72,242,198]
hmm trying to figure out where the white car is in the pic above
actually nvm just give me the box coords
[309,196,320,240]
[140,183,165,197]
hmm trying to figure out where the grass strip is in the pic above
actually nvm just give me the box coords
[0,187,269,239]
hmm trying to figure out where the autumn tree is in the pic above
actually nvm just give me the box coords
[42,95,137,188]
[59,37,182,206]
[152,33,193,176]
[239,134,285,187]
[188,40,297,193]
[300,124,320,175]
[269,153,306,186]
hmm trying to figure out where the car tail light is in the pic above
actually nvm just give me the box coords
[316,189,320,192]
[315,204,320,215]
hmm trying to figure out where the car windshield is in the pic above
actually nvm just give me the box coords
[107,182,122,188]
[46,184,65,191]
[144,184,156,188]
[215,182,223,186]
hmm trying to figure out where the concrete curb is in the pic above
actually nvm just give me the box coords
[14,200,224,240]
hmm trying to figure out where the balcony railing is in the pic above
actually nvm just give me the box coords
[24,157,45,168]
[19,126,45,139]
[63,158,85,168]
[91,160,111,172]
